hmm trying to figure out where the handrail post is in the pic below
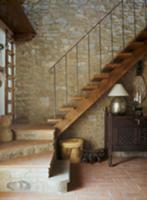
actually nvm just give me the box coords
[88,34,91,80]
[145,0,147,27]
[76,45,79,94]
[53,67,57,118]
[110,12,114,59]
[121,0,125,48]
[99,23,102,71]
[133,0,137,37]
[65,55,68,104]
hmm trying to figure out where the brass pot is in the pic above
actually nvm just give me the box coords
[110,97,127,114]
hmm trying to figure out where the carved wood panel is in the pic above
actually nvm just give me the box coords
[140,128,147,144]
[118,128,138,145]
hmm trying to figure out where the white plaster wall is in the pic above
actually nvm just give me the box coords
[0,27,6,115]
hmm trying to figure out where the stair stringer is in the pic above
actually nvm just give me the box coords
[55,29,147,134]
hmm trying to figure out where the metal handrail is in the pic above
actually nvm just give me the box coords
[49,0,146,118]
[49,1,122,70]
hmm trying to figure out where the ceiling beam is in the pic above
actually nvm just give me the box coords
[0,0,36,41]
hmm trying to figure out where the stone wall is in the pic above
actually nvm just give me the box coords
[15,0,146,148]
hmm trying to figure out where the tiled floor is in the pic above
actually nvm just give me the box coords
[0,157,147,200]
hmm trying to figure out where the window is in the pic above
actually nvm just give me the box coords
[0,21,15,119]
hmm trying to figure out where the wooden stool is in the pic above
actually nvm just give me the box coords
[59,138,84,163]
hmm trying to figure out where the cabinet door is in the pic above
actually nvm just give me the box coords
[140,118,147,146]
[112,117,138,148]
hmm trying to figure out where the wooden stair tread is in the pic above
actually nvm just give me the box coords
[117,52,133,58]
[136,30,147,41]
[103,63,122,71]
[137,30,147,39]
[82,85,98,91]
[71,96,86,101]
[47,118,63,125]
[129,41,145,48]
[59,106,75,112]
[92,73,109,81]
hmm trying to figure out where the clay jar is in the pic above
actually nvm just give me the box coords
[0,115,13,142]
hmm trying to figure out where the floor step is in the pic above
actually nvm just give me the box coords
[0,140,54,162]
[92,73,109,82]
[0,154,70,193]
[0,151,55,192]
[12,124,55,141]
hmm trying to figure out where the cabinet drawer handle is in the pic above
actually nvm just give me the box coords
[134,119,140,125]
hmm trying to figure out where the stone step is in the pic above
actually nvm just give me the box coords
[48,160,70,193]
[0,140,54,162]
[12,124,55,141]
[0,151,56,193]
[0,154,70,193]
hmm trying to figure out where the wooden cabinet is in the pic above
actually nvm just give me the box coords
[105,110,147,166]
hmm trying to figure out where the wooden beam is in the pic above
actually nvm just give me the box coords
[0,0,36,41]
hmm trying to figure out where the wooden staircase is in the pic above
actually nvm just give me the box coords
[48,28,147,134]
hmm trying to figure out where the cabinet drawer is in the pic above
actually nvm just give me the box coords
[140,128,147,145]
[112,117,138,128]
[112,127,138,146]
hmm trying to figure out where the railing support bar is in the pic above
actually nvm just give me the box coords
[65,55,68,104]
[53,67,57,118]
[99,23,102,71]
[145,0,147,26]
[76,45,79,94]
[110,12,114,59]
[133,0,137,37]
[88,35,91,80]
[121,0,125,48]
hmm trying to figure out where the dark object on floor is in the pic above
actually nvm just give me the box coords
[81,148,107,164]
